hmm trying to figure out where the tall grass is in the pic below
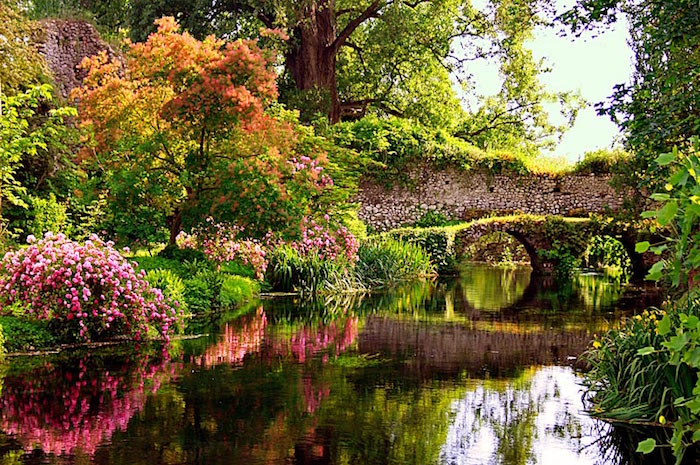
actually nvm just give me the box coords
[266,238,436,294]
[265,245,359,294]
[582,307,697,423]
[355,238,435,287]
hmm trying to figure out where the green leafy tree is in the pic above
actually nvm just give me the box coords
[560,0,700,190]
[125,0,575,141]
[0,2,47,94]
[0,85,76,237]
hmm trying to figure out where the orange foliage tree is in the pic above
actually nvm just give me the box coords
[73,17,336,243]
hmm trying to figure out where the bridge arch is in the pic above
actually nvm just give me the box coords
[454,220,555,275]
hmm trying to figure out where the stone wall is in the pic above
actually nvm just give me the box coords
[37,19,118,99]
[357,164,627,231]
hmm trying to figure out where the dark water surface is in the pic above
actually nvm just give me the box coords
[0,265,670,465]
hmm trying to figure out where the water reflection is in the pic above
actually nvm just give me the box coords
[441,366,603,465]
[0,348,176,457]
[0,267,667,465]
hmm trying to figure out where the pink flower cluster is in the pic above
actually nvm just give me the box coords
[177,219,268,280]
[288,155,333,189]
[286,216,359,262]
[0,233,180,342]
[0,352,178,456]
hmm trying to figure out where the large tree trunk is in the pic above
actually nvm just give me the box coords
[285,0,341,123]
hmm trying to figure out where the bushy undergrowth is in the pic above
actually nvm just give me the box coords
[327,115,628,180]
[0,315,55,352]
[0,233,180,342]
[583,235,632,280]
[386,226,458,274]
[582,304,700,461]
[138,255,260,316]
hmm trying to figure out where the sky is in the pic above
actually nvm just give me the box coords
[461,2,634,162]
[530,14,634,162]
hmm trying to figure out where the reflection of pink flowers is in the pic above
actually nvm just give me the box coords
[270,317,359,363]
[191,311,358,368]
[0,352,178,456]
[302,377,330,414]
[192,307,267,366]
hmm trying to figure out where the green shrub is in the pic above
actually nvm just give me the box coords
[385,226,457,273]
[218,275,260,308]
[572,148,631,175]
[583,235,632,279]
[26,193,69,237]
[414,210,453,228]
[0,316,56,352]
[158,244,207,263]
[582,307,696,434]
[184,270,223,314]
[356,238,435,286]
[145,268,188,330]
[133,256,182,273]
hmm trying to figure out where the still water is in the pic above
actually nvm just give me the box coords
[0,265,669,465]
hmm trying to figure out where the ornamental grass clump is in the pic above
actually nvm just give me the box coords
[0,233,181,342]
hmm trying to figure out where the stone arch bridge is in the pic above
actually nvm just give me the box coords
[387,215,658,279]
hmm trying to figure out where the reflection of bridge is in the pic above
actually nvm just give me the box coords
[358,316,591,377]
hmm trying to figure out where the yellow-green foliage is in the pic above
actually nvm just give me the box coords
[328,116,628,180]
[572,148,631,175]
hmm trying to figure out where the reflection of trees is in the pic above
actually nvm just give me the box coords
[359,317,592,377]
[459,265,532,311]
[441,367,616,465]
[0,348,175,457]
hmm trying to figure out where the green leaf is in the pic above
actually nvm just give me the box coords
[669,169,689,186]
[655,152,676,166]
[657,201,679,226]
[636,438,656,454]
[635,241,650,253]
[693,429,700,442]
[663,333,690,352]
[658,315,672,336]
[650,193,671,201]
[641,210,657,219]
[646,260,666,281]
[650,244,668,255]
[637,346,655,356]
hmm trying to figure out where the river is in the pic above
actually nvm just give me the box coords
[0,265,674,464]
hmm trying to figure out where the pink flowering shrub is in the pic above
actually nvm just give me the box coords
[0,233,180,342]
[286,216,359,262]
[176,218,268,280]
[288,155,334,190]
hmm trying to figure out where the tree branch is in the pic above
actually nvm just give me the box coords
[330,1,382,57]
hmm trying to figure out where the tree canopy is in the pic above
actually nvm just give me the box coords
[74,17,340,243]
[34,0,579,152]
[560,0,700,186]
